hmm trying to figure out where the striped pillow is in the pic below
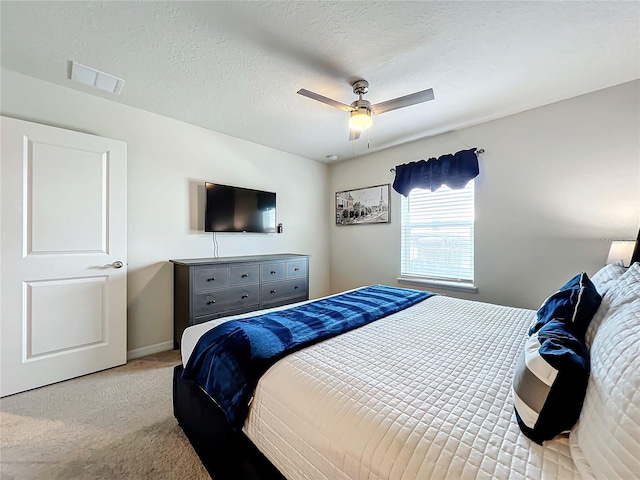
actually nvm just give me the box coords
[513,319,590,444]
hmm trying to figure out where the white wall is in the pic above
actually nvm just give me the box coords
[329,80,640,309]
[1,68,331,353]
[3,69,637,353]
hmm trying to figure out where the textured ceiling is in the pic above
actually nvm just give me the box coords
[1,1,639,163]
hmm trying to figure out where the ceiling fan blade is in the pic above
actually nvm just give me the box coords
[370,88,435,115]
[297,89,354,112]
[349,129,361,141]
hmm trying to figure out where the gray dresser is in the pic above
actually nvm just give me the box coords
[170,254,310,348]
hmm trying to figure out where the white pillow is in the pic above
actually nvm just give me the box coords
[606,261,640,310]
[570,264,640,479]
[585,262,637,347]
[590,263,626,296]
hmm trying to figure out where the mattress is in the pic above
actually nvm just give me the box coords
[182,294,582,479]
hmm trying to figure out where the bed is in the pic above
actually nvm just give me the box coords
[173,261,640,480]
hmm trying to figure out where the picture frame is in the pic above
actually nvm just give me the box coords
[335,184,390,226]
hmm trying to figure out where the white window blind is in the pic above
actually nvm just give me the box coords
[400,182,474,284]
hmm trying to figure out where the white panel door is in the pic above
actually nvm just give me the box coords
[0,116,127,397]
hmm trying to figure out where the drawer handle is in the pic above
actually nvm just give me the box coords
[241,273,249,278]
[294,285,299,290]
[270,289,277,294]
[241,294,249,299]
[207,277,216,282]
[270,270,277,274]
[294,268,300,271]
[207,300,216,305]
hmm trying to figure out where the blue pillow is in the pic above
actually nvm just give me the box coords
[513,320,590,444]
[529,272,601,339]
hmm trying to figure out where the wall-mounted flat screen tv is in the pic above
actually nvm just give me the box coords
[204,182,276,233]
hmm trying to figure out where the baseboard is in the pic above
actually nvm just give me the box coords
[127,341,174,361]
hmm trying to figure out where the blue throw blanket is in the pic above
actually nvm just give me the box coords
[182,284,435,429]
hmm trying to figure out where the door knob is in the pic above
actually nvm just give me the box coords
[111,261,124,269]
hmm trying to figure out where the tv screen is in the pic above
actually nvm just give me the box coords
[204,183,276,233]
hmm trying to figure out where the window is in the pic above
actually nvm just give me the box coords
[400,181,475,288]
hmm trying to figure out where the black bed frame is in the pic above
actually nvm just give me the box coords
[173,365,285,480]
[632,229,640,265]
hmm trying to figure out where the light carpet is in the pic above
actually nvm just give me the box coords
[0,350,209,480]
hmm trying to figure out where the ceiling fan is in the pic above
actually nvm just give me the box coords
[297,80,435,140]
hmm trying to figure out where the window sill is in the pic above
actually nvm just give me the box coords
[397,276,478,294]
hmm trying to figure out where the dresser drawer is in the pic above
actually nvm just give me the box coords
[262,295,308,310]
[261,262,287,282]
[230,265,260,286]
[193,266,230,292]
[193,304,261,326]
[261,278,308,303]
[194,285,260,316]
[287,260,307,278]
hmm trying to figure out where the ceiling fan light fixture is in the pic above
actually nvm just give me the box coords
[297,80,434,141]
[349,108,373,131]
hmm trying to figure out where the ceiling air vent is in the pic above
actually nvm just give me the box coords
[70,61,125,95]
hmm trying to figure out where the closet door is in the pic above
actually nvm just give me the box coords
[1,116,127,397]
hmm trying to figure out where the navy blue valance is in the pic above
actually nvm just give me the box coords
[392,148,480,197]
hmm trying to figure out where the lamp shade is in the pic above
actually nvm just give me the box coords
[606,240,635,267]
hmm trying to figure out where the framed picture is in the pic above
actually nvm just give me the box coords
[335,184,390,226]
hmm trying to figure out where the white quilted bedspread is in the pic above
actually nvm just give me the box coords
[238,295,581,480]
